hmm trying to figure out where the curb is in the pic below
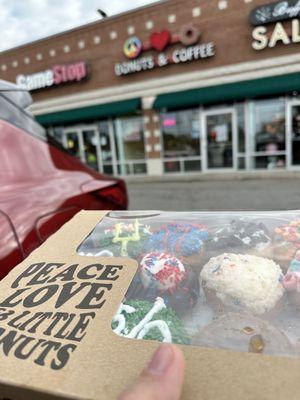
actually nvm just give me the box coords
[124,171,300,184]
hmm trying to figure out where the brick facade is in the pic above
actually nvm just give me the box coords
[1,0,298,103]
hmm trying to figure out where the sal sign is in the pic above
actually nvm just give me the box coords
[16,61,88,91]
[252,19,300,50]
[251,1,300,50]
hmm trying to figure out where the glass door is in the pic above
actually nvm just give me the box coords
[62,123,118,175]
[202,109,237,171]
[63,125,100,171]
[287,102,300,169]
[99,120,117,176]
[62,128,85,163]
[114,116,147,175]
[82,127,102,171]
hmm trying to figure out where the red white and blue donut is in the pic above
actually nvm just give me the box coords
[140,252,186,292]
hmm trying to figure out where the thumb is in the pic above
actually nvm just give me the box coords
[119,343,185,400]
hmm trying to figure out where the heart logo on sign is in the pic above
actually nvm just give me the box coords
[150,30,171,52]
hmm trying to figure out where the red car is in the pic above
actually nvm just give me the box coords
[0,80,128,279]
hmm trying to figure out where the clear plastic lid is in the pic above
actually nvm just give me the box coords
[77,211,300,357]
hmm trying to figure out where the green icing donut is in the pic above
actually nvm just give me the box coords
[101,220,151,258]
[100,234,148,258]
[112,298,190,345]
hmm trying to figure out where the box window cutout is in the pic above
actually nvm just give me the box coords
[77,211,300,357]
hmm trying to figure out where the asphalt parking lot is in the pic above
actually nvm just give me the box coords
[127,175,300,211]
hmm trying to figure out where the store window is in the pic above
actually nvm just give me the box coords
[99,121,116,175]
[237,103,246,170]
[161,108,201,173]
[249,98,286,169]
[290,105,300,166]
[64,131,81,159]
[82,129,99,171]
[49,126,64,145]
[114,116,147,175]
[237,103,245,153]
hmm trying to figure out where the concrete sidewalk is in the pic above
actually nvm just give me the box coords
[126,173,300,211]
[125,170,300,184]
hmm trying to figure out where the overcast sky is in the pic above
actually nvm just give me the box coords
[0,0,159,52]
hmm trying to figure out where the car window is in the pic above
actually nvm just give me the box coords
[1,89,32,109]
[0,93,46,140]
[0,93,75,159]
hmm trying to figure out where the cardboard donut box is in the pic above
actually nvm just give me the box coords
[0,210,300,400]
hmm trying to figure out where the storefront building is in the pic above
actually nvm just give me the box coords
[2,0,300,176]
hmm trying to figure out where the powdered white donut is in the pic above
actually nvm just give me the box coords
[200,253,284,315]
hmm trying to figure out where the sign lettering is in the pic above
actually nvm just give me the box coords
[16,61,88,91]
[250,0,300,26]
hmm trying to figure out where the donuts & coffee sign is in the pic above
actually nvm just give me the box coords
[115,24,215,76]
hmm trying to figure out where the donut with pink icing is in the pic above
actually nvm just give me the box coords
[275,220,300,247]
[283,250,300,309]
[274,219,300,271]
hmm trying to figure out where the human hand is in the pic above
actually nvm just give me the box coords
[119,343,185,400]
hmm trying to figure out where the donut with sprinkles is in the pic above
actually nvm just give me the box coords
[126,251,200,315]
[145,223,209,261]
[140,252,186,292]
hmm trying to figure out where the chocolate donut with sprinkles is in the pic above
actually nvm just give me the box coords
[206,218,273,259]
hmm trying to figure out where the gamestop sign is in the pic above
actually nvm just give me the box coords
[16,61,88,91]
